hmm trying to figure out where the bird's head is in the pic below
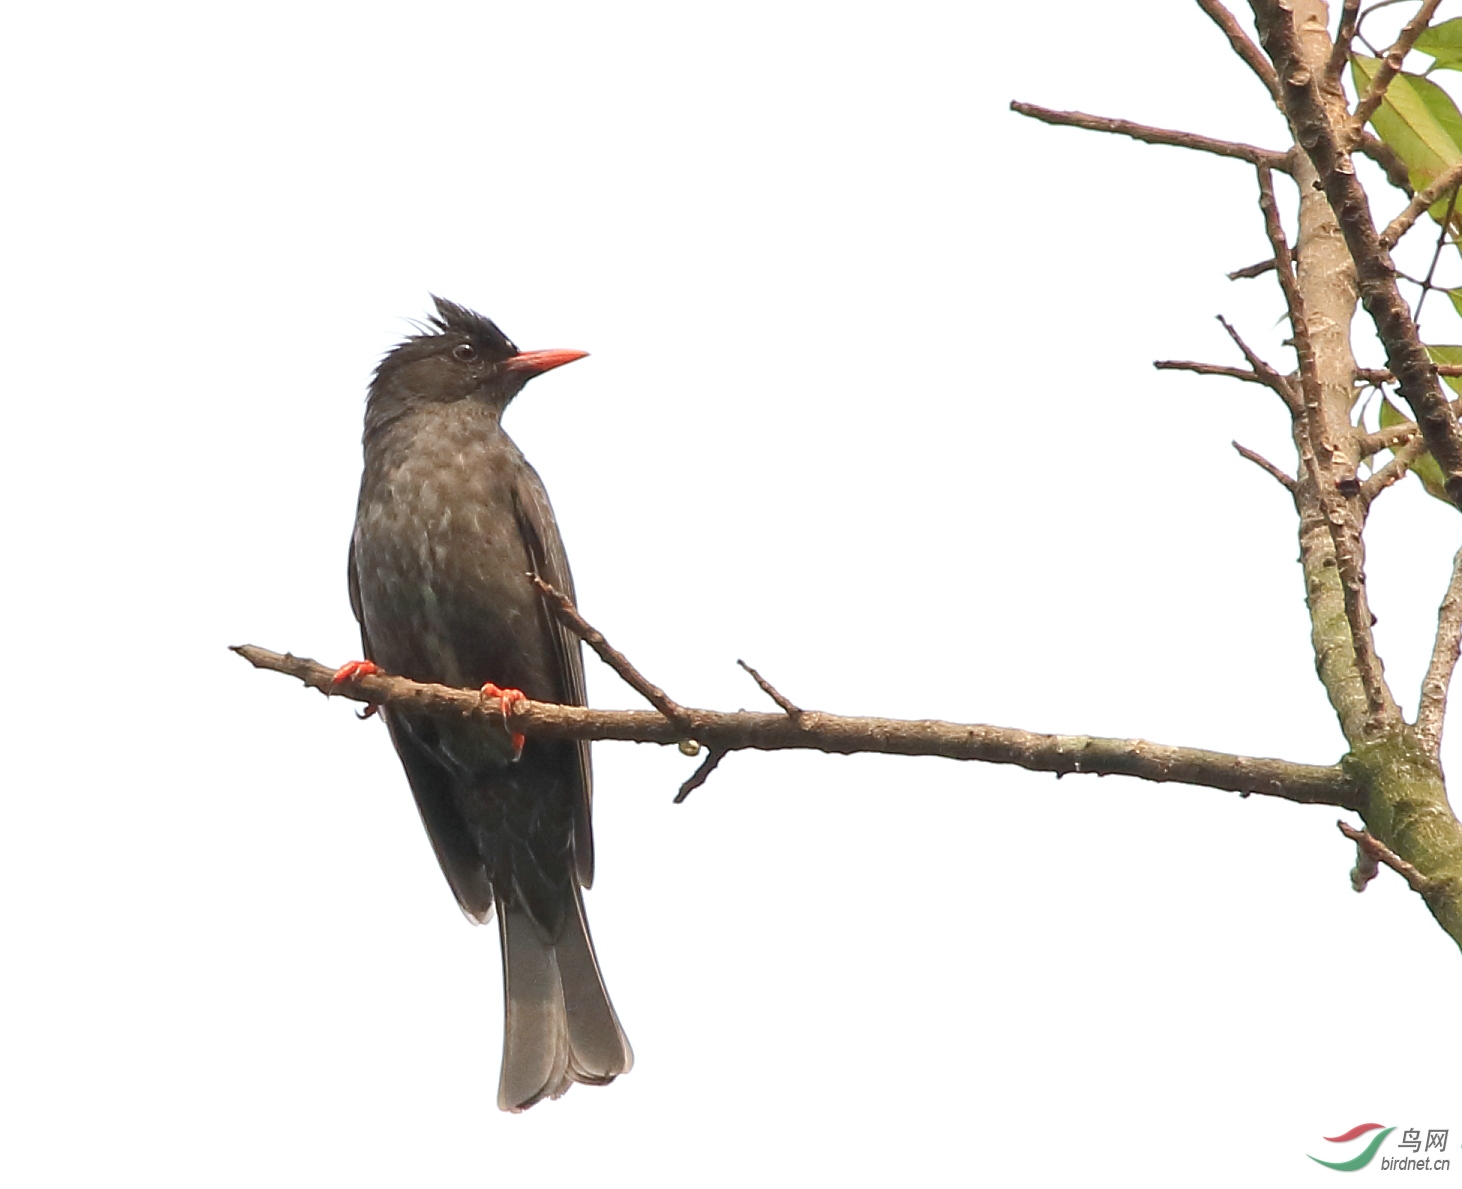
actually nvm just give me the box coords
[366,296,587,434]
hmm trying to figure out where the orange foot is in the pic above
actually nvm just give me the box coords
[332,660,381,719]
[481,682,528,760]
[332,659,380,685]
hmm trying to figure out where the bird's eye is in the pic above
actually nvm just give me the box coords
[452,342,478,362]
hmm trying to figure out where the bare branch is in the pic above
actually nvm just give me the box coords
[1009,101,1292,170]
[1351,0,1444,134]
[1380,159,1462,248]
[1252,0,1462,507]
[529,575,693,731]
[1357,132,1415,194]
[1409,184,1460,327]
[1347,827,1381,890]
[1228,256,1279,280]
[1355,418,1420,456]
[232,644,1364,810]
[1359,433,1427,502]
[1416,543,1462,753]
[1154,359,1272,385]
[1356,365,1462,384]
[1216,314,1301,411]
[1255,166,1324,426]
[737,659,804,719]
[1255,161,1400,733]
[1233,440,1297,489]
[1327,0,1361,83]
[675,747,728,804]
[1338,820,1437,894]
[1196,0,1283,101]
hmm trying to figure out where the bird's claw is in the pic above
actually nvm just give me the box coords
[332,660,382,719]
[480,682,528,760]
[332,659,381,685]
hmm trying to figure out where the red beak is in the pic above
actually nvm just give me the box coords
[502,348,589,376]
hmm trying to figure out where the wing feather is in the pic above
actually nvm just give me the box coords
[511,474,595,888]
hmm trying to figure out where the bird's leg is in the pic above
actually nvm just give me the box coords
[480,682,528,760]
[332,659,382,718]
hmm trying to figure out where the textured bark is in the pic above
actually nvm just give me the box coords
[1248,0,1462,951]
[1251,0,1462,507]
[233,646,1361,809]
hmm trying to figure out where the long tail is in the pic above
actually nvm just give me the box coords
[496,887,633,1112]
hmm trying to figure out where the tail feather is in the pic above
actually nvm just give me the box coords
[557,888,634,1085]
[497,891,632,1112]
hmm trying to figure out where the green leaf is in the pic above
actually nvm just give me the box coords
[1352,56,1462,241]
[1448,287,1462,322]
[1417,17,1462,73]
[1352,55,1462,191]
[1412,447,1450,503]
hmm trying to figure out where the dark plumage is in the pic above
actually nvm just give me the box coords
[348,296,631,1110]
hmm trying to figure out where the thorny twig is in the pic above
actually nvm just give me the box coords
[530,575,693,732]
[737,660,804,719]
[1233,441,1297,490]
[1009,101,1291,170]
[1338,820,1436,895]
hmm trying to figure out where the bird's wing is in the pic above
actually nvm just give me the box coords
[380,708,496,922]
[349,538,495,920]
[348,536,364,625]
[512,472,595,889]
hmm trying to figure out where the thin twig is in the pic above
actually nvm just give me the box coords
[1356,365,1462,384]
[1337,820,1436,894]
[1351,0,1444,135]
[737,659,804,719]
[1354,0,1417,57]
[1216,315,1300,411]
[1196,0,1282,102]
[529,576,693,731]
[1356,132,1415,194]
[1360,434,1427,503]
[1327,0,1361,83]
[1228,256,1279,280]
[1356,418,1420,456]
[1416,543,1462,753]
[1233,440,1297,490]
[1009,101,1292,170]
[1347,831,1382,891]
[1411,185,1460,329]
[1380,159,1462,248]
[1155,359,1270,385]
[1254,167,1322,431]
[675,747,727,804]
[231,644,1365,808]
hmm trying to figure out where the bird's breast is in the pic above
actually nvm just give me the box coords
[353,414,544,692]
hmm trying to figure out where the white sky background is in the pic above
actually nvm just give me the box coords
[4,0,1461,1184]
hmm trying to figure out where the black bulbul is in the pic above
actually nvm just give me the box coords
[343,297,631,1111]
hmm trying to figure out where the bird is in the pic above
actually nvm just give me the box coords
[341,296,632,1111]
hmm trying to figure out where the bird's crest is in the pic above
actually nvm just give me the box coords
[426,296,518,360]
[371,297,521,395]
